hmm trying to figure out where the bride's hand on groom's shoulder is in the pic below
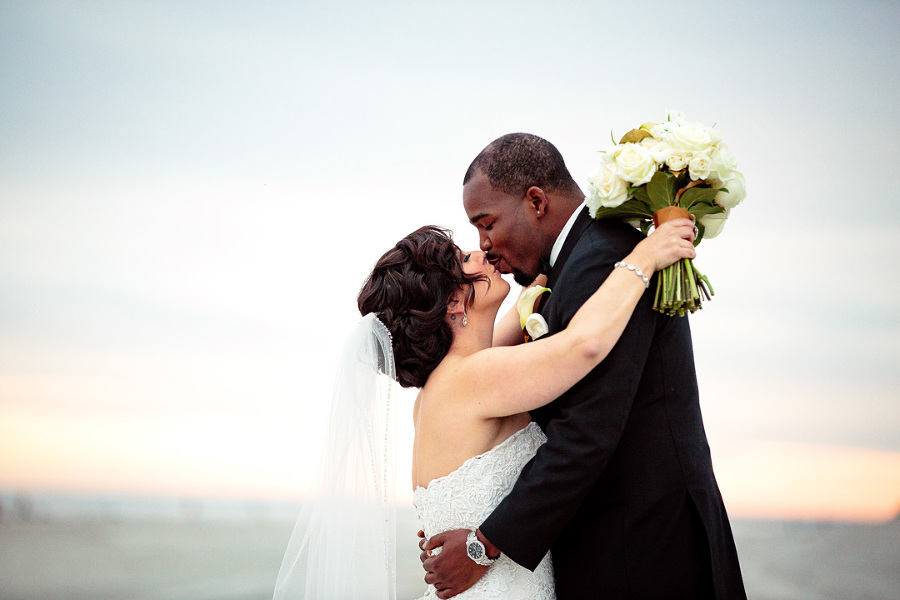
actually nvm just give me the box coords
[419,528,488,599]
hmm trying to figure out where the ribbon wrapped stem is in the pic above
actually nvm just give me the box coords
[651,208,712,316]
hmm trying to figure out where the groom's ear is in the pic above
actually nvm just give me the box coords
[524,186,548,219]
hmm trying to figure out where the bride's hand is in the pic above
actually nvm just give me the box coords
[626,218,697,275]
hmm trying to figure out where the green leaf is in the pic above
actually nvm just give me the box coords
[592,197,654,221]
[630,194,655,215]
[646,171,676,212]
[631,184,651,205]
[680,186,719,210]
[618,128,653,144]
[689,203,725,220]
[592,205,654,221]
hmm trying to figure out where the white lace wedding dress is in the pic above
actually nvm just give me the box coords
[412,422,555,600]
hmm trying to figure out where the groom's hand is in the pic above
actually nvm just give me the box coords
[420,528,488,599]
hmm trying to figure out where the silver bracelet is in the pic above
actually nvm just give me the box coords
[614,261,650,288]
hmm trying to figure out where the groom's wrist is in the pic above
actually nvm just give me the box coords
[475,528,501,559]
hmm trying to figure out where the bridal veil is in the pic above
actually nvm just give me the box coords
[273,313,399,600]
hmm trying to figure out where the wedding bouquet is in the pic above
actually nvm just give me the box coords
[586,111,746,316]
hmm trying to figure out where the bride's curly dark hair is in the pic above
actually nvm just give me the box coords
[358,226,489,388]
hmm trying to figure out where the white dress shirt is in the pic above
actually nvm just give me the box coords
[548,202,587,268]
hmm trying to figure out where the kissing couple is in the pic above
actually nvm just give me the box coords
[273,134,747,600]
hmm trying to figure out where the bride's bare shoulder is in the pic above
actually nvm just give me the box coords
[420,352,486,407]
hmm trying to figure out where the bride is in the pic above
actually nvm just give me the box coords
[273,219,696,600]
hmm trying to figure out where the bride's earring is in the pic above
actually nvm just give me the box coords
[462,313,468,327]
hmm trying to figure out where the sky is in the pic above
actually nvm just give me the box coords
[1,0,899,522]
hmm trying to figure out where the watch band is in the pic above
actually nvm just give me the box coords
[466,529,498,566]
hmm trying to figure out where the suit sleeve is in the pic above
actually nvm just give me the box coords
[479,227,658,571]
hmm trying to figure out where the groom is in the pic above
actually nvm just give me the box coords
[421,133,746,599]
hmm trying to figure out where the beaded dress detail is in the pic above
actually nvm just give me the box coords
[412,422,555,600]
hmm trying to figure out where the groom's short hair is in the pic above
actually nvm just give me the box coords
[463,133,581,197]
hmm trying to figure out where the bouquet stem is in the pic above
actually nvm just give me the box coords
[652,258,713,316]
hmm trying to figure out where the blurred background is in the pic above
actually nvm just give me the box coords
[1,1,898,599]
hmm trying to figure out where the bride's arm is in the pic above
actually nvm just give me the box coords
[457,219,696,419]
[491,275,549,347]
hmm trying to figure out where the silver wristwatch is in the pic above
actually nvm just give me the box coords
[466,530,498,566]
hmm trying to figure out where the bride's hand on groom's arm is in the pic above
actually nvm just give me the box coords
[418,528,491,599]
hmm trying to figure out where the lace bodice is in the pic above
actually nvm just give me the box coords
[412,422,555,600]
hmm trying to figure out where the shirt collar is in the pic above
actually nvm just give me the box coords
[549,202,586,268]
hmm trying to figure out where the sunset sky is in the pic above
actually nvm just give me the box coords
[2,0,899,522]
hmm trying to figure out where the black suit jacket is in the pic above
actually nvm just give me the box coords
[480,209,746,600]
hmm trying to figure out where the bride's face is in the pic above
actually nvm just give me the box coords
[459,249,510,308]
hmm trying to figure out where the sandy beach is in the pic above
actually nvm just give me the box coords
[1,504,898,600]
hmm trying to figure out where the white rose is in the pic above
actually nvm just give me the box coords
[525,313,549,340]
[585,189,602,217]
[707,125,723,145]
[612,143,657,186]
[665,150,690,171]
[688,153,712,181]
[714,171,746,209]
[587,158,630,210]
[699,208,730,239]
[707,144,739,183]
[649,140,676,165]
[640,135,662,152]
[669,121,714,153]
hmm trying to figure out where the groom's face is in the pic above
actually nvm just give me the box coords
[463,170,541,286]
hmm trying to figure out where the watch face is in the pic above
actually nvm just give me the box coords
[467,542,484,560]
